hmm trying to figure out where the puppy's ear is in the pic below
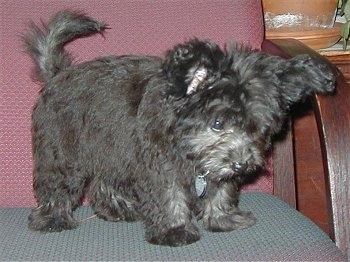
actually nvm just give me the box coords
[163,42,194,96]
[163,39,225,97]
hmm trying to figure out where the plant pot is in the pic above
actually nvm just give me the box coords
[262,0,340,49]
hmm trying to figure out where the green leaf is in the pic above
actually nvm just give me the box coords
[341,22,350,39]
[338,0,343,9]
[342,38,348,50]
[344,1,350,20]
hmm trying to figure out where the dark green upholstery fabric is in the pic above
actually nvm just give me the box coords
[0,193,346,261]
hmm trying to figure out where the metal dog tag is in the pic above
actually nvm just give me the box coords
[195,171,209,198]
[195,175,207,198]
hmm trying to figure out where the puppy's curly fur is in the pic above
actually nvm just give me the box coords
[23,11,335,246]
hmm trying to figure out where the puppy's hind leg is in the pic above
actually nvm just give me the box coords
[28,162,86,232]
[200,182,256,232]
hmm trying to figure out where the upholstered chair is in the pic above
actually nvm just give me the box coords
[1,1,348,260]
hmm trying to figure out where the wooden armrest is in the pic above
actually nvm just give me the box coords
[262,38,350,257]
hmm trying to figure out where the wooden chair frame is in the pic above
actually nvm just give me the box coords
[263,38,350,258]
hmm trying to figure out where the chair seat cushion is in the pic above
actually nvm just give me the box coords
[0,192,345,261]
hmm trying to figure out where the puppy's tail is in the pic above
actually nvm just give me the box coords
[22,11,107,83]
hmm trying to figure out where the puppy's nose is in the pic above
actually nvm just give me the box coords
[231,162,247,174]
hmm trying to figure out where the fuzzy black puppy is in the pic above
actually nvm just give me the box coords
[23,11,335,246]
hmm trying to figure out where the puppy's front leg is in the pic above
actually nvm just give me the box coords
[140,179,200,246]
[200,182,256,232]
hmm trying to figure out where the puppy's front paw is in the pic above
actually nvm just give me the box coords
[202,210,256,232]
[146,223,200,246]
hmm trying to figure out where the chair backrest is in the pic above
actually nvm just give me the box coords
[0,0,266,208]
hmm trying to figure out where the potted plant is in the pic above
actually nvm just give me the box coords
[262,0,340,50]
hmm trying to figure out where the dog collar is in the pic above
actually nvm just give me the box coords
[195,170,209,198]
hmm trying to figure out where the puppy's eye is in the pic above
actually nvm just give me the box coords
[211,119,224,132]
